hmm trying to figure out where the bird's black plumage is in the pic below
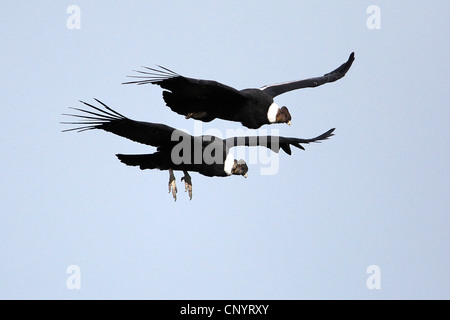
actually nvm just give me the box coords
[123,52,354,129]
[62,99,335,200]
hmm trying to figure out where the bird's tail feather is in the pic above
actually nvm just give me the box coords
[61,99,127,132]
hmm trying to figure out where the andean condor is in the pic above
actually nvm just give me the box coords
[62,99,335,201]
[123,52,354,129]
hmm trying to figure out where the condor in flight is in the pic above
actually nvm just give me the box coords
[123,52,354,129]
[62,99,335,201]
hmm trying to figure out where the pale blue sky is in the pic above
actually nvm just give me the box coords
[1,1,449,299]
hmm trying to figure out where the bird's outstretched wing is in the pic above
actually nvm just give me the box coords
[62,99,188,147]
[123,66,247,117]
[224,128,335,155]
[260,52,355,98]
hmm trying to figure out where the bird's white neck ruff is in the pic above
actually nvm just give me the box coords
[267,102,279,123]
[224,153,235,175]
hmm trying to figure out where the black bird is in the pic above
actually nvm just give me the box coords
[123,52,354,129]
[62,99,335,200]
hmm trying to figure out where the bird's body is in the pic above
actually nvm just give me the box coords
[123,52,355,129]
[63,99,335,200]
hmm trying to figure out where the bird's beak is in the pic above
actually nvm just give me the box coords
[243,173,248,178]
[287,120,291,126]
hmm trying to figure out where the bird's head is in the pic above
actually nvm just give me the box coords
[277,106,292,126]
[267,103,292,126]
[231,159,248,178]
[224,154,248,178]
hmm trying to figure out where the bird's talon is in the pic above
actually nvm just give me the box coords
[168,170,177,201]
[181,172,192,200]
[168,180,177,201]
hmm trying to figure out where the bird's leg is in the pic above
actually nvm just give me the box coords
[185,113,193,119]
[168,169,177,201]
[181,171,193,200]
